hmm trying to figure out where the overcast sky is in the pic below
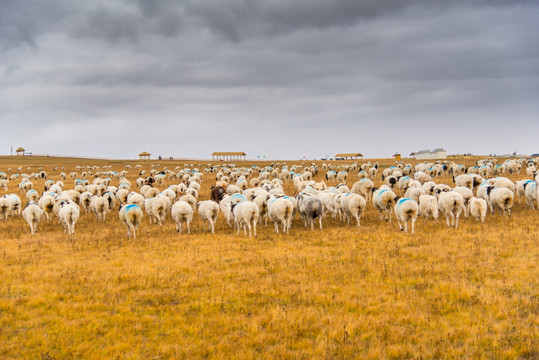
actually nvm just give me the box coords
[1,0,538,160]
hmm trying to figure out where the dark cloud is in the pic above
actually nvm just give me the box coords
[1,1,538,159]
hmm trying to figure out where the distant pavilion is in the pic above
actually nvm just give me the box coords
[212,152,246,161]
[335,153,363,160]
[16,147,25,156]
[138,151,151,160]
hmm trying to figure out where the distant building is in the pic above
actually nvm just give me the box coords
[16,147,25,156]
[413,148,447,160]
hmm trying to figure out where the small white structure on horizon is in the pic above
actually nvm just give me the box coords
[412,148,447,160]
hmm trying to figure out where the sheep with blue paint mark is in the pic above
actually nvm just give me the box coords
[119,204,143,238]
[524,181,537,209]
[268,196,294,234]
[232,201,260,237]
[394,198,419,234]
[372,188,397,222]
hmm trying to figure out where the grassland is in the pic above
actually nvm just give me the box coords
[0,156,537,359]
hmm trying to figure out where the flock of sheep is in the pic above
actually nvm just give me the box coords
[0,157,537,238]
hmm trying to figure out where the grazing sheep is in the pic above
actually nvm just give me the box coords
[437,191,464,228]
[418,195,438,220]
[253,194,270,225]
[454,174,473,190]
[372,188,397,222]
[90,196,109,221]
[144,197,168,226]
[488,187,514,216]
[2,194,22,218]
[232,201,260,237]
[340,193,366,227]
[404,187,425,203]
[297,194,323,230]
[492,177,515,192]
[58,200,80,235]
[394,198,419,234]
[119,204,143,239]
[116,189,129,204]
[453,187,473,218]
[196,200,220,234]
[22,201,44,234]
[102,191,116,210]
[26,189,39,202]
[469,197,488,222]
[351,179,374,201]
[80,191,93,213]
[171,200,194,234]
[38,195,55,221]
[524,181,537,209]
[127,192,145,207]
[268,197,294,234]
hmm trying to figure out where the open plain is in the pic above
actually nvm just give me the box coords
[0,156,537,359]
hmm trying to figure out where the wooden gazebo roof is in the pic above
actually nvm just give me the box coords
[335,153,363,158]
[212,152,246,156]
[138,151,151,156]
[16,147,25,152]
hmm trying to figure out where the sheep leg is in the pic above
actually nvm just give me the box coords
[274,222,279,234]
[319,216,323,230]
[209,219,215,234]
[411,218,415,234]
[253,220,257,237]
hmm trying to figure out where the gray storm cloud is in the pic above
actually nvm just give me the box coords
[1,0,538,159]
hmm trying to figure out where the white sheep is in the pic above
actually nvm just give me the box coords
[90,196,109,221]
[171,200,194,234]
[469,197,487,222]
[268,197,294,234]
[351,179,374,202]
[232,201,260,237]
[418,195,438,220]
[524,181,537,209]
[437,191,464,228]
[144,197,168,226]
[58,200,80,235]
[22,201,44,234]
[2,194,21,218]
[453,186,473,218]
[404,187,425,203]
[38,195,55,221]
[119,204,143,238]
[196,200,220,234]
[127,192,145,207]
[394,198,419,234]
[340,193,366,227]
[372,188,397,222]
[488,187,514,216]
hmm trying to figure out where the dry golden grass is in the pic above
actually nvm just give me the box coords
[0,156,537,359]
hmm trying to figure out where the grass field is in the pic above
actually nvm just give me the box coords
[0,156,537,359]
